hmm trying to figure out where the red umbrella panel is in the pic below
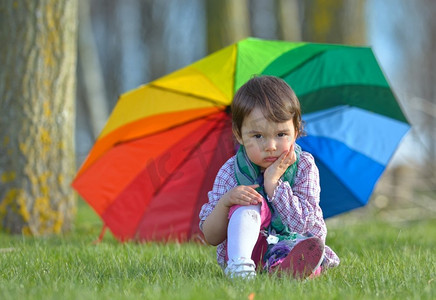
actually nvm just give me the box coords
[74,111,234,241]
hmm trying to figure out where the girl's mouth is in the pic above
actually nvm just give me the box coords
[263,157,278,162]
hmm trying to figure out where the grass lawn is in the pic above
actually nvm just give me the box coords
[1,199,435,300]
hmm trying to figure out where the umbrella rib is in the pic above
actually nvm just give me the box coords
[298,83,392,99]
[302,105,350,123]
[152,122,223,193]
[149,83,229,107]
[274,50,327,80]
[297,84,408,123]
[187,120,234,239]
[310,152,367,206]
[111,109,227,148]
[133,116,228,235]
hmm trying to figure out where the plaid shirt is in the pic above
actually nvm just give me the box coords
[199,151,340,269]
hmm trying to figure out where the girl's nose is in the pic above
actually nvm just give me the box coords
[264,138,276,152]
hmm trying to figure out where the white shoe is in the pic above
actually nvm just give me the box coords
[225,257,256,279]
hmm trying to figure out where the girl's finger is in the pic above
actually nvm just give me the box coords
[237,187,260,200]
[243,189,263,204]
[286,144,296,163]
[238,185,263,205]
[277,150,289,164]
[245,185,262,195]
[246,191,263,203]
[241,195,260,205]
[280,150,292,166]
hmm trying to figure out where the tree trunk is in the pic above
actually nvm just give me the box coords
[206,0,250,53]
[276,0,302,41]
[78,0,109,140]
[301,0,345,43]
[342,0,366,45]
[0,0,78,235]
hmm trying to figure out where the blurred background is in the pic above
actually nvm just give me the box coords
[76,0,435,222]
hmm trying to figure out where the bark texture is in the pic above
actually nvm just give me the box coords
[206,0,250,53]
[302,0,366,45]
[0,0,78,235]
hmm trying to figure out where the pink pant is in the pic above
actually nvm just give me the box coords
[227,199,272,267]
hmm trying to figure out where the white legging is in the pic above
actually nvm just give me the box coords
[227,204,262,262]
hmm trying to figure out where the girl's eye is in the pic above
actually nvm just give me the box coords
[254,134,262,139]
[278,132,287,137]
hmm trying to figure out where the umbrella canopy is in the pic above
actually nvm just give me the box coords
[72,38,410,242]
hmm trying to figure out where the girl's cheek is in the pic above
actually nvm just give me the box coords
[246,139,262,150]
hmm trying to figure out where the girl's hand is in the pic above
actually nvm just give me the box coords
[220,184,263,208]
[263,144,297,197]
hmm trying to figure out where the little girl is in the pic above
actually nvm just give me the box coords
[199,76,339,278]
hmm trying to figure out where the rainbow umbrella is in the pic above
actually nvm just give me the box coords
[72,38,410,242]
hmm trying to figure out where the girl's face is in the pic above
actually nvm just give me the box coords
[237,107,297,170]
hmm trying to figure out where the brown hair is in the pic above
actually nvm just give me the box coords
[231,75,303,140]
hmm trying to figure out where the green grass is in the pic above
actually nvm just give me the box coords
[0,199,435,300]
